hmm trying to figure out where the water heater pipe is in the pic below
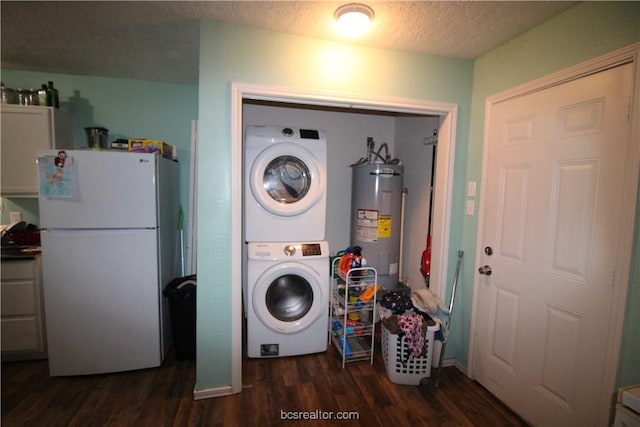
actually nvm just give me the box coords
[398,187,408,284]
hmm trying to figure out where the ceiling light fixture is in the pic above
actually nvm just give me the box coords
[334,3,374,38]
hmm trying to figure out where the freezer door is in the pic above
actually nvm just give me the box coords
[37,150,158,229]
[41,229,163,375]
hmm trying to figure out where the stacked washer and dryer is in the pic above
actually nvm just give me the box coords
[243,125,330,358]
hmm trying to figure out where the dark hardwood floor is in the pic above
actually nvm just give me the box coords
[2,329,528,427]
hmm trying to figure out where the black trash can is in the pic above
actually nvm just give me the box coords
[163,275,196,360]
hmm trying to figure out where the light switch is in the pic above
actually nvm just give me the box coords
[467,181,477,197]
[466,200,475,216]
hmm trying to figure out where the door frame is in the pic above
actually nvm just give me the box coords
[230,83,458,393]
[468,42,640,424]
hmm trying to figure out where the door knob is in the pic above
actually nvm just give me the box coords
[478,265,492,276]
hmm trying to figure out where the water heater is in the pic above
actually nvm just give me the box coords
[350,161,404,289]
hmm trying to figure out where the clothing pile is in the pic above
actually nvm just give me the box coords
[409,287,451,342]
[378,288,450,362]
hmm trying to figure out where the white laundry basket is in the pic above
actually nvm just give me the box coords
[381,322,439,385]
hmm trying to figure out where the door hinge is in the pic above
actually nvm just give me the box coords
[611,269,617,288]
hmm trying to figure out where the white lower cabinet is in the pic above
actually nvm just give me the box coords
[1,257,47,360]
[614,385,640,427]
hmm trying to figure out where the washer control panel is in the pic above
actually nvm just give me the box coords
[300,243,322,256]
[249,241,328,260]
[279,127,320,140]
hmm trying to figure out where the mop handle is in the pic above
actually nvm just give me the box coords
[448,250,464,314]
[434,250,464,388]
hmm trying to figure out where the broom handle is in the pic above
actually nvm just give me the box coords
[448,250,464,313]
[435,250,463,387]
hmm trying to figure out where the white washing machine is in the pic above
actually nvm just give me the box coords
[246,241,329,358]
[244,125,327,242]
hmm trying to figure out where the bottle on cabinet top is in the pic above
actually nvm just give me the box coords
[47,81,59,108]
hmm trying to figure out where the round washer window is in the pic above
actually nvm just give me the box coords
[263,156,310,204]
[265,274,313,322]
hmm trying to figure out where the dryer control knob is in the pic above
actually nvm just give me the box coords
[284,245,296,256]
[282,127,294,137]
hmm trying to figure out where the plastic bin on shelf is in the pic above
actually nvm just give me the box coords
[163,275,196,360]
[381,321,439,385]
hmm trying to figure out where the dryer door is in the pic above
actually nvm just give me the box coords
[249,142,325,217]
[252,262,326,334]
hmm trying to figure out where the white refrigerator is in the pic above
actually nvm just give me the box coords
[37,150,179,376]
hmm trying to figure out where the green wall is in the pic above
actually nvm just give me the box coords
[4,0,637,397]
[196,21,474,390]
[196,1,640,393]
[463,1,640,385]
[620,196,640,386]
[0,70,198,255]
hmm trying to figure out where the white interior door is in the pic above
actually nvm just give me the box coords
[473,63,634,426]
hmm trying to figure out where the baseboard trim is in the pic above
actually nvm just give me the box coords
[193,385,234,400]
[452,359,467,375]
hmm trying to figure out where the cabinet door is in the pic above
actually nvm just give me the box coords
[2,318,40,353]
[1,259,45,355]
[1,106,62,195]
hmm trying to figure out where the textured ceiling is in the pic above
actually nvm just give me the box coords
[0,1,578,84]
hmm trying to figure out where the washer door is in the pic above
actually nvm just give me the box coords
[252,262,326,334]
[249,142,324,217]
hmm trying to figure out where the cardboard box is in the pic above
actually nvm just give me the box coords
[111,139,129,150]
[128,139,174,159]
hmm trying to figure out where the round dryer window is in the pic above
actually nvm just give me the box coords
[249,142,324,217]
[263,156,310,204]
[265,274,313,321]
[252,262,326,334]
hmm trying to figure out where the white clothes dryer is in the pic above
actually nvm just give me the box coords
[244,125,327,242]
[246,241,329,358]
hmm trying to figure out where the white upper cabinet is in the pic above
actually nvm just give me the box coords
[1,105,72,196]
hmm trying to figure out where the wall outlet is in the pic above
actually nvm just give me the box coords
[9,211,22,224]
